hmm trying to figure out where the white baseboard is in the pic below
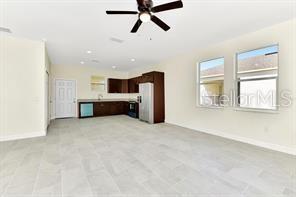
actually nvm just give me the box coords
[0,131,46,142]
[165,121,296,156]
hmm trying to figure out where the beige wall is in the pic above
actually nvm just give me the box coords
[50,64,132,118]
[129,19,296,154]
[0,35,49,140]
[1,20,295,153]
[45,48,51,128]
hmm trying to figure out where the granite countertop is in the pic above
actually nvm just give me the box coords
[77,99,138,103]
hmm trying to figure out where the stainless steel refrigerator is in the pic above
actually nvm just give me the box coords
[139,83,154,124]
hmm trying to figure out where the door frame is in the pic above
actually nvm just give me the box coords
[54,78,77,118]
[45,71,50,127]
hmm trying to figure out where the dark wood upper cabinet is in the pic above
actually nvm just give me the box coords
[108,79,121,93]
[108,79,128,93]
[109,77,141,94]
[128,77,139,93]
[141,72,154,83]
[121,79,128,93]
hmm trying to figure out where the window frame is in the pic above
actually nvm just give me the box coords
[197,57,225,108]
[234,44,280,112]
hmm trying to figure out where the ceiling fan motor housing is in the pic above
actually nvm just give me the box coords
[137,0,153,12]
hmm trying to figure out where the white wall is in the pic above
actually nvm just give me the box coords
[50,64,131,118]
[0,35,49,141]
[129,19,296,155]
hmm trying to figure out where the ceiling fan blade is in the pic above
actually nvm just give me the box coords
[151,15,170,31]
[131,19,142,33]
[151,1,183,13]
[106,11,138,14]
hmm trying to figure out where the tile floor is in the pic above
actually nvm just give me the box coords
[0,115,295,197]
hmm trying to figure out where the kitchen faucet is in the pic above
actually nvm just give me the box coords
[98,94,103,100]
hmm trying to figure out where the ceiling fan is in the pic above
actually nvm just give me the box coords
[106,0,183,33]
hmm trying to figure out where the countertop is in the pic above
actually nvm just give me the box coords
[77,99,138,103]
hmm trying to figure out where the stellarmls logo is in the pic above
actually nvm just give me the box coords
[200,89,293,108]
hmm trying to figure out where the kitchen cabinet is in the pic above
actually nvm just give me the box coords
[109,73,157,94]
[93,102,108,117]
[121,80,128,93]
[128,77,139,93]
[95,102,124,116]
[108,79,128,93]
[141,72,154,83]
[79,101,125,118]
[110,102,124,115]
[108,79,121,93]
[151,72,165,123]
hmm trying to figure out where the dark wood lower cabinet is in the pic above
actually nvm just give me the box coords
[79,101,130,118]
[93,102,108,117]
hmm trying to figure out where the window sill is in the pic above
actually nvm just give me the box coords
[234,107,279,114]
[197,105,224,110]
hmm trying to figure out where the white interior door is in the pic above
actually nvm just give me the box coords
[55,79,76,118]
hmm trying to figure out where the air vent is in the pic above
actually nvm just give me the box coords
[91,59,99,63]
[0,27,12,33]
[110,37,124,43]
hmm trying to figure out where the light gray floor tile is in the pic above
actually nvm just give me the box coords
[32,172,62,196]
[0,115,295,197]
[61,168,93,197]
[86,169,120,195]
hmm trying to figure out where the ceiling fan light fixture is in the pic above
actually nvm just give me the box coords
[139,12,151,23]
[106,0,184,33]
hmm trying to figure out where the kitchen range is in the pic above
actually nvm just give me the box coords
[78,71,164,124]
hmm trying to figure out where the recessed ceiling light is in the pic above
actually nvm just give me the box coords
[112,66,117,69]
[131,59,136,62]
[86,50,92,54]
[80,61,85,65]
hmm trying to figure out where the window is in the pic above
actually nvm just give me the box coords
[91,75,105,91]
[236,45,278,110]
[198,57,224,107]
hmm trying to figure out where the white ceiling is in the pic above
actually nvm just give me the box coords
[1,0,295,71]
